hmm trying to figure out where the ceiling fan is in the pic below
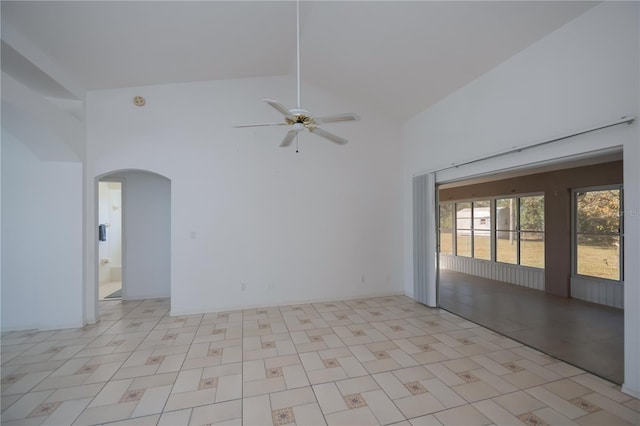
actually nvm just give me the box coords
[235,1,360,148]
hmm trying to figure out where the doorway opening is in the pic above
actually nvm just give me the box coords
[94,169,171,315]
[436,153,624,384]
[98,180,123,300]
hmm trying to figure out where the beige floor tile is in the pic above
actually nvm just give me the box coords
[216,373,242,402]
[190,399,242,425]
[525,386,588,419]
[452,380,501,403]
[545,361,584,378]
[472,399,523,426]
[88,379,133,407]
[502,370,547,389]
[243,376,286,397]
[73,401,138,425]
[158,408,191,425]
[361,389,405,425]
[492,391,546,415]
[314,382,349,414]
[41,397,92,425]
[325,405,380,425]
[242,394,272,426]
[571,374,632,403]
[372,372,412,399]
[300,352,325,371]
[530,407,579,425]
[470,368,518,394]
[392,366,434,384]
[335,376,380,396]
[44,383,105,402]
[308,367,349,384]
[582,393,640,424]
[434,404,492,425]
[424,363,466,386]
[283,364,310,389]
[421,378,466,408]
[363,358,401,374]
[164,388,216,411]
[97,414,161,425]
[542,378,592,400]
[3,296,638,426]
[292,402,326,425]
[270,386,317,410]
[394,393,445,419]
[574,409,634,426]
[408,414,443,425]
[131,384,172,417]
[172,368,202,393]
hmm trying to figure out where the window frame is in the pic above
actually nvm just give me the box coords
[439,192,545,269]
[572,185,623,282]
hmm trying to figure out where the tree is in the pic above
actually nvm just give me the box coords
[577,189,620,245]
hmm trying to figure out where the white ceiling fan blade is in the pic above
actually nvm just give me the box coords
[280,130,298,147]
[313,113,360,124]
[308,126,348,145]
[264,99,295,120]
[233,123,288,128]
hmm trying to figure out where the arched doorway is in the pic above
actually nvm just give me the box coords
[95,170,171,309]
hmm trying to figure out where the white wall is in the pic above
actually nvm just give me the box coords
[1,131,83,330]
[403,2,639,396]
[85,75,403,318]
[107,170,171,299]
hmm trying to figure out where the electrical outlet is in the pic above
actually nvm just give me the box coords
[241,283,247,292]
[267,282,274,290]
[360,275,365,283]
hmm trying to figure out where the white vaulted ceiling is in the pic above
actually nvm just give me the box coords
[2,1,596,120]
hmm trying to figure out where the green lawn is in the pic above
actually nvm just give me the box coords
[439,233,619,280]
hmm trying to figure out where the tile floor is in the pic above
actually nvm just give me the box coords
[1,296,638,425]
[99,282,122,301]
[439,270,624,384]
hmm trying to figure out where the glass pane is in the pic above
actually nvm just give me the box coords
[439,230,453,254]
[577,234,620,280]
[439,203,453,232]
[496,198,517,231]
[473,232,491,260]
[576,189,620,234]
[496,231,517,264]
[456,231,472,257]
[520,196,544,231]
[456,202,472,230]
[520,232,544,268]
[439,203,453,254]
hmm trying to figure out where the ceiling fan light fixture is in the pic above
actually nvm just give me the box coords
[234,0,359,147]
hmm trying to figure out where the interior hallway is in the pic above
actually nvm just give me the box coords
[439,270,624,385]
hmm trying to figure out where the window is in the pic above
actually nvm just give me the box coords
[494,195,544,268]
[520,195,545,268]
[496,198,517,264]
[443,194,544,269]
[574,187,622,281]
[439,203,453,255]
[473,200,491,260]
[456,202,472,257]
[449,200,492,259]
